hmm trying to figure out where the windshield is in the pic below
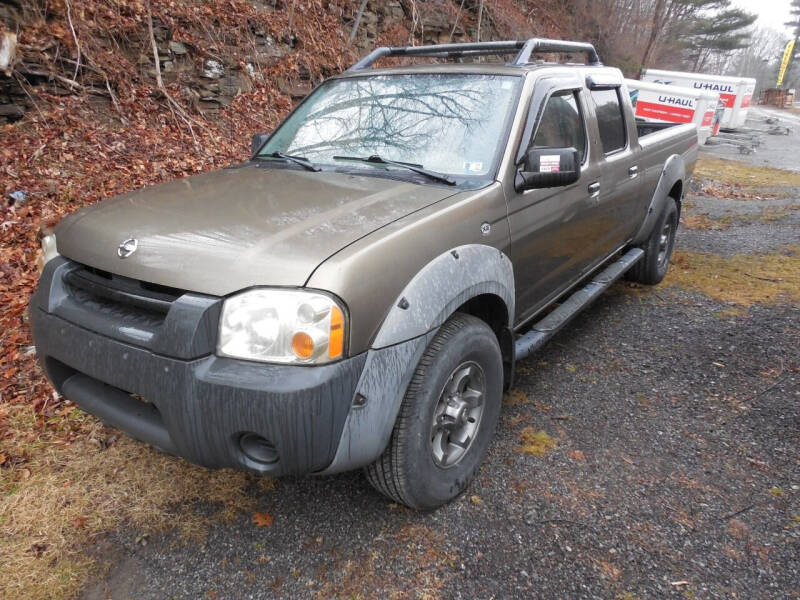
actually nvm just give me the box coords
[258,73,521,178]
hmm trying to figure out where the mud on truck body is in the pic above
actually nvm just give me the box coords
[31,39,697,509]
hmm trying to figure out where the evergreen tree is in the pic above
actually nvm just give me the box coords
[685,6,758,70]
[637,0,755,74]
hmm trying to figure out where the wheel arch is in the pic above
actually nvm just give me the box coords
[455,293,515,389]
[632,154,685,245]
[668,179,683,220]
[371,244,515,349]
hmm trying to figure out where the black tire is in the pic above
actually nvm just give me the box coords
[364,312,503,510]
[627,198,678,285]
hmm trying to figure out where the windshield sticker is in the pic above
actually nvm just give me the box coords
[539,155,560,173]
[464,161,484,173]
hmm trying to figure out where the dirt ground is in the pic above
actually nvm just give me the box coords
[60,111,800,599]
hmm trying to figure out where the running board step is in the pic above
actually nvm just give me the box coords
[514,248,644,361]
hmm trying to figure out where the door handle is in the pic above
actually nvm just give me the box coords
[588,182,600,198]
[628,165,639,178]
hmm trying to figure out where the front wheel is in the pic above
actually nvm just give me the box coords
[365,313,503,510]
[627,198,678,285]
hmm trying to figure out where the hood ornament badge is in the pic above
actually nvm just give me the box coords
[117,238,138,258]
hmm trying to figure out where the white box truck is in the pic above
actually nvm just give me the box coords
[626,79,720,144]
[641,68,756,129]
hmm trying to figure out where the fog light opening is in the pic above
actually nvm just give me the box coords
[238,432,279,465]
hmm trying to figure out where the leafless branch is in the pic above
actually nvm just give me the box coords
[477,0,484,42]
[349,0,368,44]
[64,0,81,85]
[145,0,200,147]
[449,0,466,42]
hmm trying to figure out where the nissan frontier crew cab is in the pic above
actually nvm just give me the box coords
[31,39,697,509]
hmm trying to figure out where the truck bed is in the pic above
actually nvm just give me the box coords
[636,121,698,198]
[636,120,682,138]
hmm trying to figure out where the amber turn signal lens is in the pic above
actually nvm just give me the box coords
[291,331,314,359]
[328,306,344,359]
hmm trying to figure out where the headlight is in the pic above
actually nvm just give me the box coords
[217,289,346,364]
[38,233,59,271]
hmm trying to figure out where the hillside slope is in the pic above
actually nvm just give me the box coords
[0,2,566,598]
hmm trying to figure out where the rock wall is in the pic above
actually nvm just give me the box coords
[0,0,555,124]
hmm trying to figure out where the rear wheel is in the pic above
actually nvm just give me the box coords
[365,313,503,510]
[627,198,678,285]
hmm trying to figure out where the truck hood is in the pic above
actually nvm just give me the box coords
[55,165,456,296]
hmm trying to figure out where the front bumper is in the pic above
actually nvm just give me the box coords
[30,258,366,476]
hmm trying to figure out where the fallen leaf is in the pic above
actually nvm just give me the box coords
[28,543,48,557]
[252,511,274,527]
[568,449,587,461]
[504,389,528,406]
[727,519,750,539]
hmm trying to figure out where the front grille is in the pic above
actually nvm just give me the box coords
[45,258,221,359]
[64,264,185,318]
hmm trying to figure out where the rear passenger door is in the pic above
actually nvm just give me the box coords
[587,86,643,254]
[507,82,603,324]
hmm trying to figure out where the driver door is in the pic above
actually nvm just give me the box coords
[507,83,602,325]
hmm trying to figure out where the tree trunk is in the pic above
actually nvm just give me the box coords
[477,0,484,42]
[349,0,369,44]
[638,0,667,78]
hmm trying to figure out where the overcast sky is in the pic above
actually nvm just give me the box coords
[732,0,795,36]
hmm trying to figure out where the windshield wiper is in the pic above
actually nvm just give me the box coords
[333,155,456,186]
[258,151,320,172]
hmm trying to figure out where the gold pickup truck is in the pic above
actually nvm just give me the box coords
[31,39,697,509]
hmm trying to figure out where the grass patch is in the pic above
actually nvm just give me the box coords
[681,214,731,230]
[516,428,557,457]
[757,207,791,223]
[695,158,800,188]
[732,206,797,225]
[667,246,800,306]
[0,404,265,600]
[504,389,529,406]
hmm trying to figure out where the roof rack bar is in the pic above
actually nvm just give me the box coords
[347,38,601,72]
[513,38,601,66]
[348,41,526,71]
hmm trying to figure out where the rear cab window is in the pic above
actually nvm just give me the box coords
[590,89,626,154]
[531,91,587,163]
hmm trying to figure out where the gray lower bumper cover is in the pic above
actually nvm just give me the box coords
[30,304,368,476]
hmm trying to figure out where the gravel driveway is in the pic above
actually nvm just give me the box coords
[82,112,800,600]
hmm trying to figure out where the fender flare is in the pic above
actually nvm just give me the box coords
[319,244,515,474]
[632,154,685,245]
[372,244,515,348]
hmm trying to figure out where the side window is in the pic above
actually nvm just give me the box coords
[531,91,587,163]
[590,89,626,154]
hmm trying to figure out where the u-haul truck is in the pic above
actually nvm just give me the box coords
[641,68,756,129]
[625,79,720,144]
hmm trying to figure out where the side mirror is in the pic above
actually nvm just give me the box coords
[251,133,269,156]
[517,147,580,191]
